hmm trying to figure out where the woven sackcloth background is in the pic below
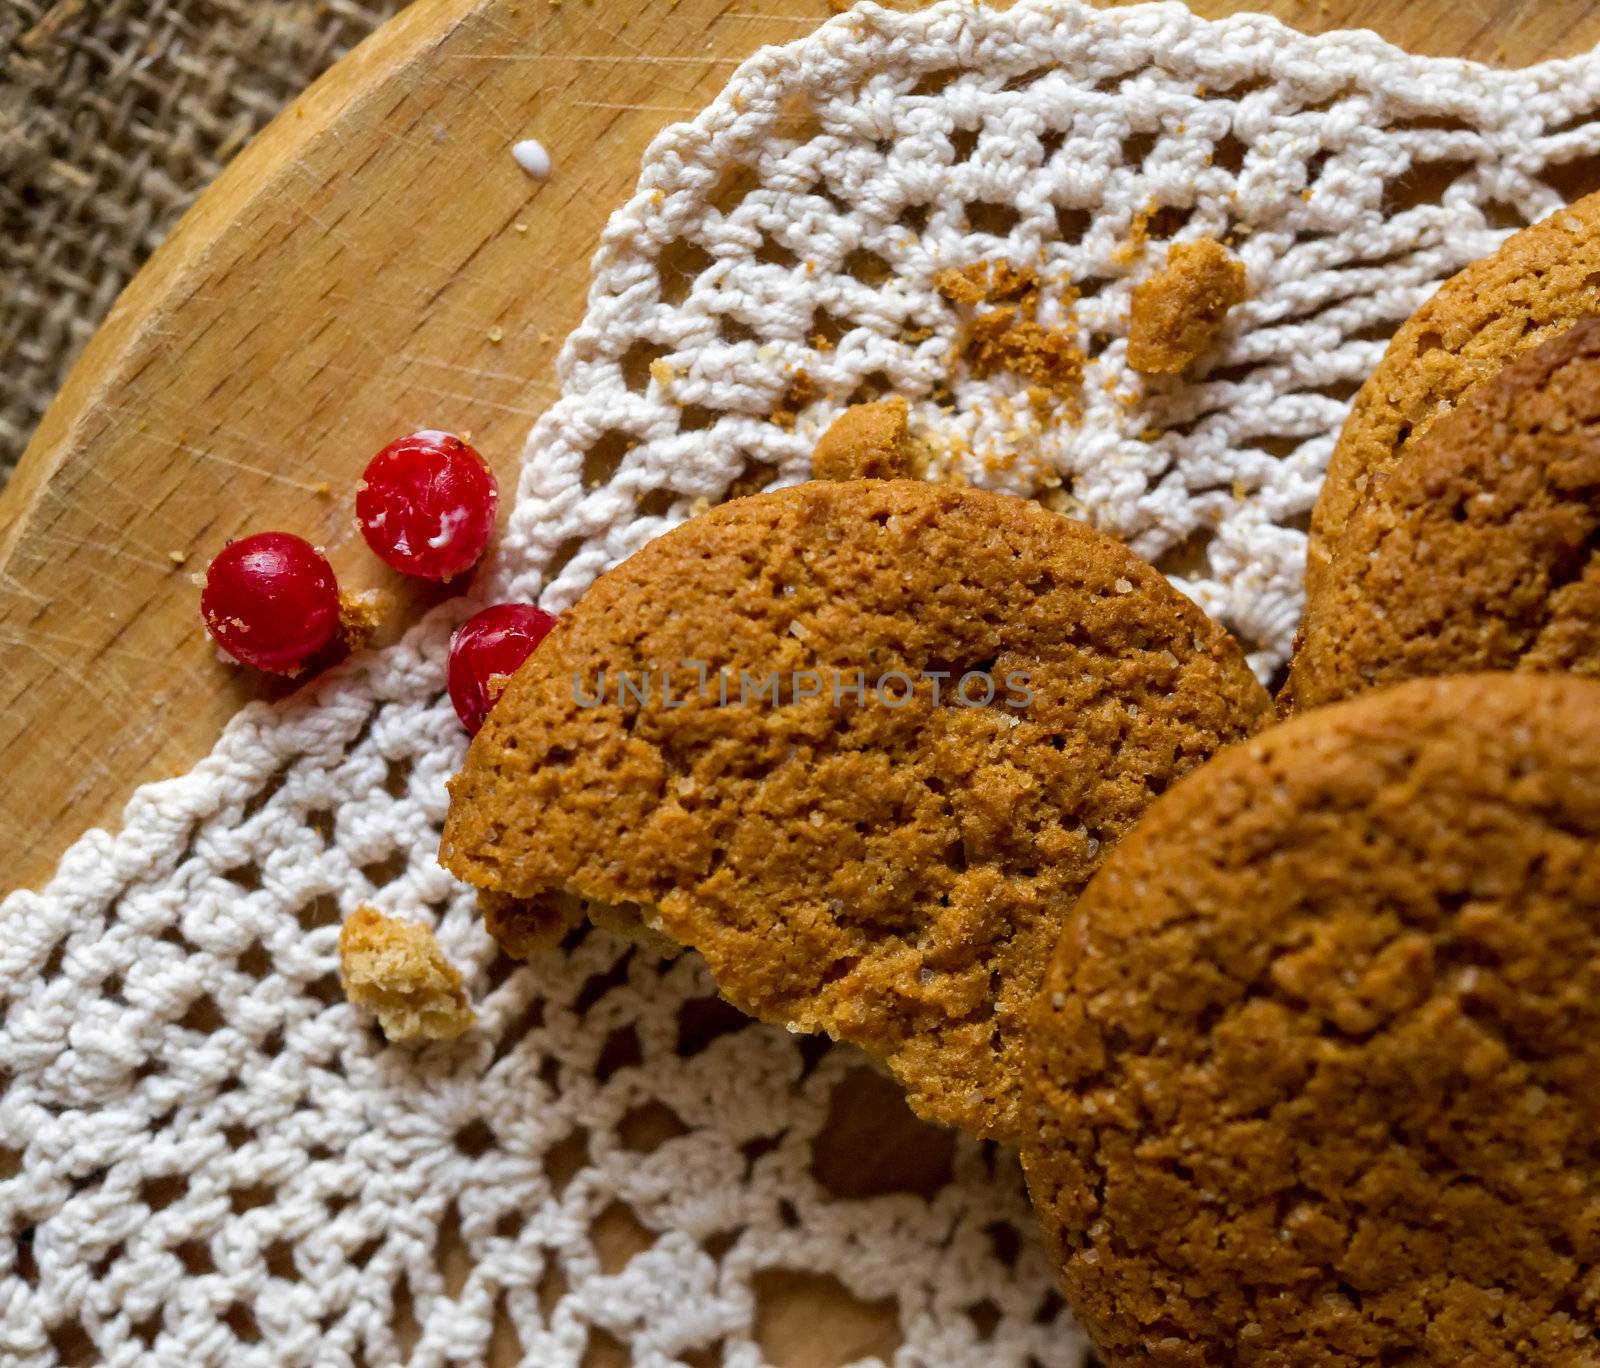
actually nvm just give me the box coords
[0,0,412,480]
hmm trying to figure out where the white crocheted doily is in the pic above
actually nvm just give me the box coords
[7,3,1600,1364]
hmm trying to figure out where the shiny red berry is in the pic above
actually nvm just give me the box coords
[201,532,341,674]
[356,431,498,581]
[448,602,557,734]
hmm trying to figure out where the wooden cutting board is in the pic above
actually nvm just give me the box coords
[3,2,1598,1365]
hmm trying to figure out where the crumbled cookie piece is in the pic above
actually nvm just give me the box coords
[965,310,1084,401]
[338,590,386,651]
[811,398,913,480]
[338,905,475,1043]
[935,261,1085,413]
[934,266,988,306]
[935,260,1035,305]
[1126,237,1247,373]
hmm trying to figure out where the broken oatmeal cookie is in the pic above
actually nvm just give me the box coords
[442,479,1270,1140]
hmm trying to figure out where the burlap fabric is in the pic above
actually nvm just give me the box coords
[0,0,411,481]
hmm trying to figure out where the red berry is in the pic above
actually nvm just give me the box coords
[201,532,341,674]
[356,431,498,581]
[448,603,557,734]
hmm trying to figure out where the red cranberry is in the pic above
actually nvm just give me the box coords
[201,532,340,674]
[448,602,557,734]
[356,431,499,581]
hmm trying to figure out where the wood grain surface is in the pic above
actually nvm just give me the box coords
[5,0,1600,893]
[4,2,1598,1364]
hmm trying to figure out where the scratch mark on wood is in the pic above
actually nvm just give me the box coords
[318,360,559,418]
[13,531,178,577]
[402,355,565,391]
[160,438,329,493]
[719,10,828,22]
[0,623,170,670]
[97,404,327,490]
[451,52,743,66]
[573,100,703,114]
[0,567,50,608]
[442,75,525,139]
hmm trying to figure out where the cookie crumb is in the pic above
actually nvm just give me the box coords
[1127,237,1247,374]
[811,397,913,480]
[168,549,187,566]
[966,310,1084,404]
[935,259,1035,305]
[338,905,475,1043]
[338,589,386,651]
[770,368,815,429]
[1112,201,1155,266]
[936,262,1084,414]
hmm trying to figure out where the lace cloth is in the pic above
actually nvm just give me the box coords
[7,2,1600,1363]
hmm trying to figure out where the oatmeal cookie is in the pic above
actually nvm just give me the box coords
[1285,317,1600,709]
[1023,674,1600,1367]
[442,478,1270,1139]
[1308,189,1600,600]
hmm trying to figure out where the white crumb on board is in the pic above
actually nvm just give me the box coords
[512,139,551,181]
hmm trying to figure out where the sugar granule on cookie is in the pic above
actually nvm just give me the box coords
[1126,237,1246,373]
[338,905,476,1043]
[811,398,914,480]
